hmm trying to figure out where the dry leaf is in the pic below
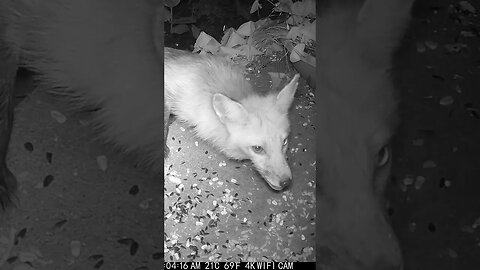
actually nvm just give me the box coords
[50,110,66,123]
[96,155,108,172]
[70,240,82,257]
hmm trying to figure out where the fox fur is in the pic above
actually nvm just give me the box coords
[164,48,300,191]
[0,0,166,208]
[0,0,164,171]
[316,0,414,269]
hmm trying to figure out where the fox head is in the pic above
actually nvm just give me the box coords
[315,0,414,269]
[212,74,300,191]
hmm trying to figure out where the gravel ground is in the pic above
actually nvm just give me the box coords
[388,1,480,269]
[164,72,316,262]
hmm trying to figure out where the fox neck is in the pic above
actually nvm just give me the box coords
[186,105,244,160]
[207,120,249,160]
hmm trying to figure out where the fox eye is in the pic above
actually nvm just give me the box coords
[251,145,264,154]
[376,145,390,167]
[283,138,288,146]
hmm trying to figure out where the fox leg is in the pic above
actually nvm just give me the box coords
[0,40,18,209]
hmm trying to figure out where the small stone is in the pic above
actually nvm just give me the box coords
[415,176,426,190]
[96,155,108,172]
[139,198,152,209]
[168,175,181,185]
[460,30,475,37]
[472,217,480,229]
[444,179,452,187]
[423,160,437,168]
[439,96,454,106]
[70,240,82,257]
[447,248,458,259]
[403,175,415,186]
[416,42,426,53]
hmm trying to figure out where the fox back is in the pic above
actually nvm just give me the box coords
[164,48,299,190]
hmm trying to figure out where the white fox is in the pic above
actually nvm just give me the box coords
[0,0,300,209]
[164,47,300,191]
[316,0,414,269]
[0,0,164,207]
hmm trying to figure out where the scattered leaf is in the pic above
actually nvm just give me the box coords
[13,263,36,270]
[424,41,438,50]
[18,251,37,263]
[54,219,67,229]
[250,0,262,14]
[439,96,454,106]
[459,1,476,13]
[416,42,426,53]
[70,240,82,257]
[447,248,458,259]
[415,176,426,190]
[46,152,53,164]
[472,217,480,229]
[168,175,182,185]
[403,175,414,186]
[129,185,139,195]
[139,198,152,209]
[290,43,305,63]
[152,252,163,260]
[171,24,189,35]
[15,228,27,244]
[88,254,104,261]
[130,241,139,256]
[43,175,54,187]
[412,138,424,146]
[96,155,108,172]
[24,142,34,152]
[423,160,437,168]
[225,31,246,48]
[50,110,66,123]
[444,43,467,53]
[93,259,104,269]
[236,21,256,37]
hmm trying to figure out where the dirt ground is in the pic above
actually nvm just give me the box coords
[0,59,315,269]
[0,70,164,269]
[388,1,480,269]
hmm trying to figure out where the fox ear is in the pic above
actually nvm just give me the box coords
[212,93,249,125]
[276,74,300,113]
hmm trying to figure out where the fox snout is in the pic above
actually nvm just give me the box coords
[255,157,292,191]
[267,175,291,191]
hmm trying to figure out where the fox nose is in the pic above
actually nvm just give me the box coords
[280,178,291,189]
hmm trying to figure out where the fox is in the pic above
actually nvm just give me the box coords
[0,0,300,209]
[164,47,300,191]
[316,0,414,269]
[0,0,166,208]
